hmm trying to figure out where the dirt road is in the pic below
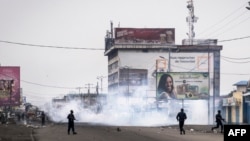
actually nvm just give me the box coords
[0,121,224,141]
[33,123,223,141]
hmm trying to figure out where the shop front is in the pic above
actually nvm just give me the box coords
[222,92,243,124]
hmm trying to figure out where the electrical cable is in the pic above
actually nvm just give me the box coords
[221,55,250,60]
[212,15,250,38]
[197,1,249,38]
[0,40,104,50]
[221,57,250,64]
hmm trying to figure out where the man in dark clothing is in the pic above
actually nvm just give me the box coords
[41,111,45,126]
[176,108,187,135]
[67,110,77,135]
[211,110,225,133]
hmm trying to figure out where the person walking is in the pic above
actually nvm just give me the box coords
[67,110,77,135]
[41,111,45,126]
[176,108,187,135]
[211,110,225,133]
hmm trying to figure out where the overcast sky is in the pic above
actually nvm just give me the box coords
[0,0,250,106]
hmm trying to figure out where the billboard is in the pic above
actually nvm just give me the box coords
[114,28,175,44]
[0,66,20,106]
[169,53,212,72]
[156,72,209,100]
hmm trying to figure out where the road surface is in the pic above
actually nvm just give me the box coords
[33,123,223,141]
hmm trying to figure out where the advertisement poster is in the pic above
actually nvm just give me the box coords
[115,28,175,44]
[156,72,209,100]
[0,66,20,106]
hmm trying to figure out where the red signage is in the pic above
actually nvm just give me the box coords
[115,28,175,44]
[0,66,20,106]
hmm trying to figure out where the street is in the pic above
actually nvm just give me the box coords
[32,123,223,141]
[0,122,224,141]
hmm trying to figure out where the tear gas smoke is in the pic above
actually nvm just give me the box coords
[41,87,209,126]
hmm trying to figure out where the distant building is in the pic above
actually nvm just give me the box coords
[221,80,250,124]
[52,93,106,112]
[243,80,250,123]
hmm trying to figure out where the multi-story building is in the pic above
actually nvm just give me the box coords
[105,26,221,94]
[104,23,222,123]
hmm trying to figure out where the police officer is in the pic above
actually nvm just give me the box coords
[211,110,225,133]
[67,110,77,135]
[176,108,187,135]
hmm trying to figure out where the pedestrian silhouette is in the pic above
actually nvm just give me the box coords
[211,110,225,133]
[67,110,77,135]
[41,111,45,126]
[176,108,187,135]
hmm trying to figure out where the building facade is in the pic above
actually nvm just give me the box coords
[222,80,250,124]
[104,26,222,123]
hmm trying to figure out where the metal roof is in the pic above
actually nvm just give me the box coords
[243,92,250,96]
[233,80,248,86]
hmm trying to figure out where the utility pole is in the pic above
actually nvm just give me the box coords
[76,87,83,94]
[208,46,212,124]
[96,82,99,95]
[76,86,84,104]
[85,83,93,106]
[97,76,106,93]
[85,83,93,95]
[168,47,171,72]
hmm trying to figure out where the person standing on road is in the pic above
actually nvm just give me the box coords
[67,110,77,135]
[211,110,225,133]
[41,111,45,126]
[176,108,187,135]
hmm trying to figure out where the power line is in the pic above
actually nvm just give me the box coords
[212,15,250,38]
[221,57,250,64]
[0,72,85,90]
[197,1,249,38]
[221,72,250,76]
[218,35,250,42]
[221,55,250,60]
[1,34,249,51]
[21,80,76,89]
[0,40,104,50]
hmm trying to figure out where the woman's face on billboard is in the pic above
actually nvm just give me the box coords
[165,76,173,93]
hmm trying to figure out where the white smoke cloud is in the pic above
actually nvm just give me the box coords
[40,86,209,126]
